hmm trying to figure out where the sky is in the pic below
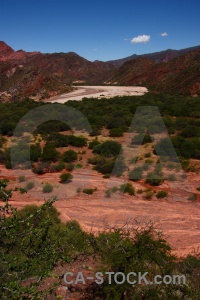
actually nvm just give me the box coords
[1,0,200,61]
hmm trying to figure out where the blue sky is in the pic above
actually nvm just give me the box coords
[1,0,200,61]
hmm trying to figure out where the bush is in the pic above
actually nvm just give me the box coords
[68,135,87,147]
[41,144,60,162]
[93,140,121,157]
[62,150,77,163]
[168,174,176,182]
[129,167,143,181]
[30,143,42,162]
[82,188,97,195]
[26,181,35,190]
[33,162,50,174]
[59,172,73,183]
[109,127,124,137]
[156,190,168,199]
[145,172,164,186]
[132,133,154,145]
[145,190,154,200]
[42,183,53,193]
[120,183,135,196]
[18,175,26,182]
[55,161,65,172]
[88,139,100,149]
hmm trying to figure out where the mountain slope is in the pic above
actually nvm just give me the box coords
[108,48,200,96]
[0,43,114,101]
[107,46,200,67]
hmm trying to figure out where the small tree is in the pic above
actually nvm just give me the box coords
[59,172,73,183]
[62,150,77,163]
[43,183,53,193]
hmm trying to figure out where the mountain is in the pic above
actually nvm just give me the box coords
[0,41,200,101]
[107,46,200,67]
[0,41,39,62]
[0,42,114,101]
[108,48,200,96]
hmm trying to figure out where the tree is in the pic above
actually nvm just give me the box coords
[93,140,122,157]
[59,172,73,183]
[41,144,60,162]
[62,149,77,163]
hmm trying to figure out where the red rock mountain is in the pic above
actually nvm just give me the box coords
[0,41,200,101]
[0,42,114,100]
[109,48,200,96]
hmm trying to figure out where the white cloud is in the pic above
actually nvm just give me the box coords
[160,32,168,37]
[131,35,150,44]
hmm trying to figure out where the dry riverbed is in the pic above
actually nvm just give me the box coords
[48,86,148,103]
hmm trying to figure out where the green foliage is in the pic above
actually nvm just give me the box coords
[88,139,101,149]
[129,167,143,181]
[68,135,87,147]
[55,161,65,171]
[109,127,124,137]
[41,144,60,162]
[62,149,77,163]
[132,133,154,145]
[43,183,53,193]
[93,140,121,157]
[26,181,35,190]
[82,187,97,194]
[59,172,73,183]
[30,143,42,162]
[120,182,135,196]
[146,172,164,186]
[145,190,154,200]
[156,190,168,199]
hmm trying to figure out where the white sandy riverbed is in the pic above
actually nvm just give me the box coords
[48,86,148,103]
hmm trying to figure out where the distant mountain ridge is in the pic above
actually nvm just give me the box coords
[0,41,40,62]
[107,46,200,67]
[0,41,200,101]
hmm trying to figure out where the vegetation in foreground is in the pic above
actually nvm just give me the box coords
[0,179,199,299]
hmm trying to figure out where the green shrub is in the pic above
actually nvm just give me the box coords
[93,140,121,157]
[88,139,100,149]
[129,167,143,181]
[109,128,124,137]
[82,188,96,195]
[120,183,135,196]
[76,163,83,168]
[132,133,154,145]
[145,190,154,200]
[156,190,168,199]
[137,189,143,194]
[146,172,164,186]
[59,172,73,183]
[55,161,65,171]
[62,150,77,163]
[196,187,200,191]
[26,181,35,190]
[42,183,53,193]
[18,175,26,182]
[41,144,60,162]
